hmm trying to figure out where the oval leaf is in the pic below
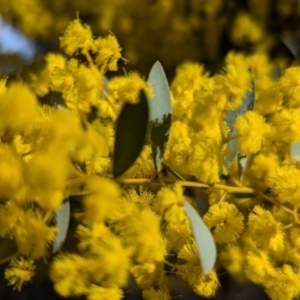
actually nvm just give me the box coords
[53,200,70,254]
[148,61,172,170]
[184,201,216,274]
[113,90,149,178]
[223,75,255,171]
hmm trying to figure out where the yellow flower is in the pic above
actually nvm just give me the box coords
[94,34,122,71]
[83,177,122,222]
[0,145,26,201]
[131,263,157,289]
[163,120,192,175]
[60,19,95,56]
[267,165,300,206]
[25,151,70,211]
[192,269,219,298]
[15,210,58,259]
[87,285,123,300]
[203,203,244,243]
[50,254,91,297]
[152,183,186,223]
[255,83,282,115]
[5,257,36,291]
[270,108,300,144]
[108,72,151,104]
[247,206,285,252]
[219,244,245,280]
[279,66,300,108]
[143,287,171,300]
[0,202,27,238]
[244,250,276,284]
[265,265,300,300]
[89,234,131,287]
[0,82,38,140]
[76,222,111,252]
[234,111,269,154]
[230,13,264,46]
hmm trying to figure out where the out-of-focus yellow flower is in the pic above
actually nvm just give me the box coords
[0,145,26,201]
[15,210,58,259]
[0,82,38,140]
[94,34,122,71]
[5,257,36,291]
[87,285,123,300]
[83,177,122,222]
[50,254,91,297]
[219,244,245,280]
[265,265,300,300]
[143,287,171,300]
[230,13,264,46]
[131,263,157,289]
[153,183,186,223]
[60,19,95,56]
[244,250,276,284]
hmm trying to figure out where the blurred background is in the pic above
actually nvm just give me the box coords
[1,0,300,299]
[1,0,300,78]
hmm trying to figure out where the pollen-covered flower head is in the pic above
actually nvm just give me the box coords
[94,34,122,71]
[270,108,300,144]
[152,183,186,223]
[279,66,300,107]
[5,257,36,291]
[234,110,270,154]
[60,19,95,56]
[203,202,244,243]
[247,205,285,252]
[267,165,300,206]
[244,250,276,284]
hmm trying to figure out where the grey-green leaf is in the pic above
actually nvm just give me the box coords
[113,90,149,178]
[281,36,300,58]
[184,201,216,274]
[53,200,70,254]
[223,75,255,171]
[238,153,247,180]
[148,61,172,170]
[291,141,300,162]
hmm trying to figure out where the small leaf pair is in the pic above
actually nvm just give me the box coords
[113,61,171,178]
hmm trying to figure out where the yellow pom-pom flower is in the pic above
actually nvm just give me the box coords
[60,19,95,56]
[234,111,269,154]
[267,165,300,206]
[247,206,285,252]
[203,202,244,243]
[5,257,36,291]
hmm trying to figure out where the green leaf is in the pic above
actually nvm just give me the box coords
[53,200,70,253]
[184,201,216,275]
[223,75,255,172]
[113,90,149,178]
[281,35,300,58]
[148,61,172,170]
[238,153,247,180]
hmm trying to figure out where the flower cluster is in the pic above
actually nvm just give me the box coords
[1,17,300,300]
